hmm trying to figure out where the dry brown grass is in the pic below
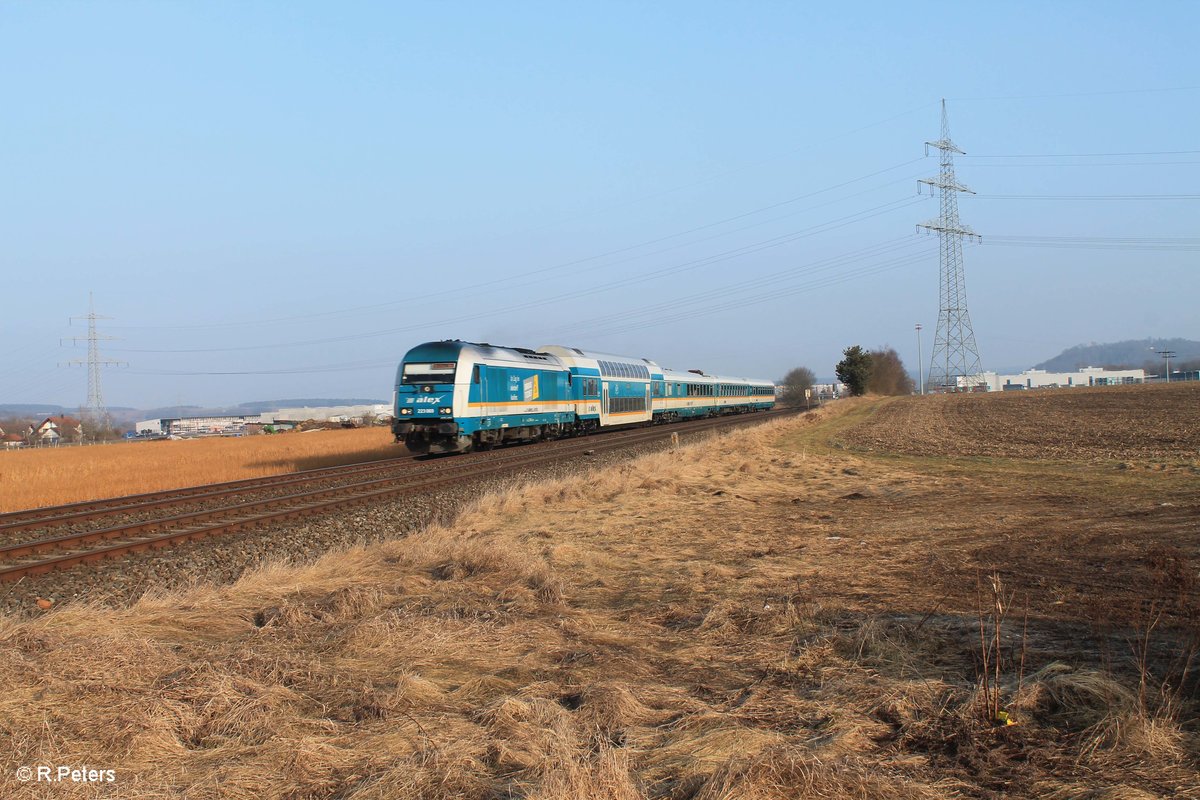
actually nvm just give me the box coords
[0,427,399,512]
[2,393,1198,798]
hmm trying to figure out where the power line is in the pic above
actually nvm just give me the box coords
[984,234,1200,251]
[436,172,925,310]
[969,193,1200,200]
[969,160,1200,168]
[515,101,937,232]
[128,358,397,377]
[963,149,1200,158]
[950,85,1200,101]
[105,158,928,333]
[0,371,82,406]
[123,237,935,374]
[574,252,934,341]
[557,237,930,337]
[110,197,925,354]
[569,247,934,341]
[989,235,1200,242]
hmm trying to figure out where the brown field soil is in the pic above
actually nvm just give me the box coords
[2,388,1199,798]
[837,382,1200,463]
[0,427,400,512]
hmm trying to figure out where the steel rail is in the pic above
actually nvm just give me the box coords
[0,433,594,537]
[0,408,790,528]
[0,409,792,582]
[0,410,785,536]
[0,454,420,526]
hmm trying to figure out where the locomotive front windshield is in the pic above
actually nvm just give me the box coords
[401,362,457,384]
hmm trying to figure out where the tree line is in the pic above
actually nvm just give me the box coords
[777,345,914,405]
[835,345,914,396]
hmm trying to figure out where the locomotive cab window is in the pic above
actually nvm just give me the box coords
[403,362,457,384]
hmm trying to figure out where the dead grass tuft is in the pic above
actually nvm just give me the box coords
[1004,662,1191,763]
[524,746,644,800]
[575,682,659,737]
[691,745,948,800]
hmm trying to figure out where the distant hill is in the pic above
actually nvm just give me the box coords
[0,404,68,417]
[133,406,206,421]
[1035,338,1200,372]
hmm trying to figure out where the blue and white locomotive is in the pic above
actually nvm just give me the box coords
[392,340,775,454]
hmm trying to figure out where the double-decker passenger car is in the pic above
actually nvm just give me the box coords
[393,340,774,454]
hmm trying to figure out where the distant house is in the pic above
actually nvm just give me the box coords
[31,416,84,445]
[0,422,27,449]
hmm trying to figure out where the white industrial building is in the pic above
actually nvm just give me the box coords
[136,403,393,437]
[134,420,164,435]
[260,403,392,424]
[980,367,1145,392]
[812,382,845,399]
[135,415,259,436]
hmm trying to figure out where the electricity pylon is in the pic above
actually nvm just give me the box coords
[64,292,126,431]
[918,99,985,391]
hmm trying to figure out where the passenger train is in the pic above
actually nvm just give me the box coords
[392,340,776,454]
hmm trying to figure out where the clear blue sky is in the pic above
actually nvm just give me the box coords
[2,1,1197,408]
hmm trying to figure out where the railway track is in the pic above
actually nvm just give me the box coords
[0,455,424,528]
[0,409,792,584]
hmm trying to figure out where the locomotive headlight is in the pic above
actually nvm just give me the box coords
[400,407,413,416]
[439,407,452,415]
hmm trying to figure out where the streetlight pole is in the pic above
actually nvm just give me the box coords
[1161,350,1176,383]
[915,323,924,395]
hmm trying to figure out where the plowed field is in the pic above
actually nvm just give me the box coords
[837,382,1200,463]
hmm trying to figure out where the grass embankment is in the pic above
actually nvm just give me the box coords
[2,390,1199,798]
[0,427,399,513]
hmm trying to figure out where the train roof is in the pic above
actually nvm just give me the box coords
[402,340,561,366]
[538,344,660,370]
[660,366,774,386]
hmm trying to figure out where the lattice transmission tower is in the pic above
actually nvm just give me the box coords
[918,99,985,391]
[64,292,126,430]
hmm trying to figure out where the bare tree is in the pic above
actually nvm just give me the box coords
[778,367,816,407]
[866,346,915,396]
